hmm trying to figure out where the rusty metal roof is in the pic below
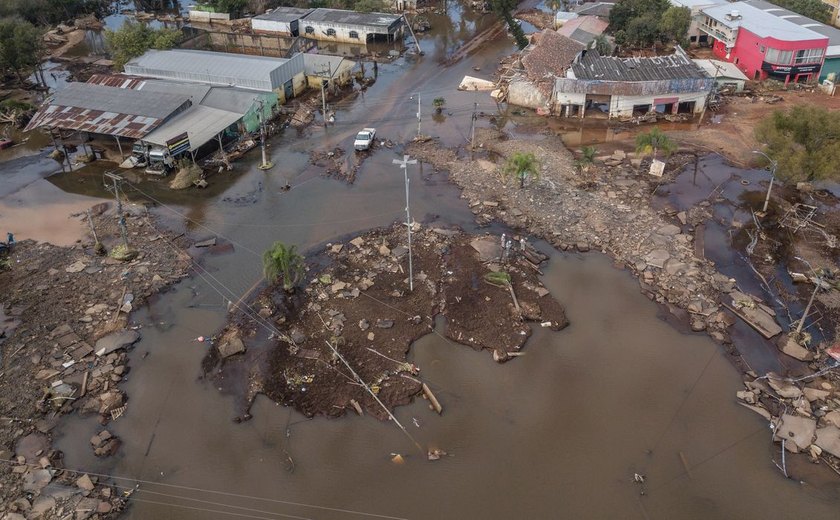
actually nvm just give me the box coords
[86,74,146,89]
[24,82,191,138]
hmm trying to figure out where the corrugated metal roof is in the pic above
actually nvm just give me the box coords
[25,105,168,138]
[135,80,213,104]
[255,7,313,22]
[86,74,146,89]
[302,8,401,27]
[574,2,613,18]
[53,82,189,118]
[201,87,265,114]
[555,76,714,96]
[572,49,710,81]
[24,82,191,138]
[142,105,242,151]
[125,49,293,90]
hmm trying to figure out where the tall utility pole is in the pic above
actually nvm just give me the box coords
[392,154,418,292]
[321,79,328,128]
[416,94,421,138]
[794,256,823,336]
[470,86,478,150]
[104,172,129,250]
[256,98,272,170]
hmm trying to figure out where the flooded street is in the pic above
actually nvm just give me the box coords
[3,5,840,519]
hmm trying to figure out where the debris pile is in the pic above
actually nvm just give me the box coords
[0,205,191,516]
[210,224,568,420]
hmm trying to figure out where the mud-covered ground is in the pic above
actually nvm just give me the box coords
[207,224,568,420]
[0,205,191,518]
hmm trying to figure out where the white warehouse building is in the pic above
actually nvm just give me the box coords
[250,7,404,44]
[124,49,306,102]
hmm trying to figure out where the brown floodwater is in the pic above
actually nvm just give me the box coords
[7,4,840,518]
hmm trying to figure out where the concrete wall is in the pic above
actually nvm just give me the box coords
[508,78,548,109]
[301,21,400,44]
[205,32,295,57]
[252,19,294,35]
[188,10,231,22]
[608,91,708,117]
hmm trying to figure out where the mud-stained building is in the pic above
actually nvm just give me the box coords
[253,8,404,44]
[553,47,714,119]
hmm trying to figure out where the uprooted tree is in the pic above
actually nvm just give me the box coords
[104,20,181,71]
[263,242,306,292]
[754,105,840,182]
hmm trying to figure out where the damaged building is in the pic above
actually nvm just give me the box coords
[553,47,714,119]
[504,30,584,110]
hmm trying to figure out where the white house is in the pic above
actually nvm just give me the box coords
[299,9,404,44]
[251,7,314,36]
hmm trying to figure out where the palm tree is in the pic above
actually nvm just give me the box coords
[433,97,446,114]
[546,0,562,28]
[262,242,305,292]
[503,152,540,189]
[635,127,676,161]
[575,145,597,172]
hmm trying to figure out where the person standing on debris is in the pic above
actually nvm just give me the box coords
[6,232,14,251]
[519,237,526,251]
[500,233,506,250]
[504,239,512,262]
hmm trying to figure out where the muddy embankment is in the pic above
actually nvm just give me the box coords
[0,204,191,518]
[406,126,840,476]
[205,224,567,420]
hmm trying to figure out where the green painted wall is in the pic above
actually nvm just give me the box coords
[241,92,279,133]
[820,57,840,82]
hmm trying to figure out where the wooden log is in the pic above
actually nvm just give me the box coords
[422,383,442,415]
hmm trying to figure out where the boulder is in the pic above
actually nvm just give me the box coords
[657,224,681,236]
[375,319,394,329]
[218,337,246,358]
[777,336,815,362]
[815,425,840,458]
[803,387,831,402]
[774,414,816,452]
[767,374,803,399]
[94,330,140,356]
[76,474,95,491]
[823,410,840,428]
[644,249,670,268]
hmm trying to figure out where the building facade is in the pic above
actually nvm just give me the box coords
[251,7,314,36]
[553,48,714,119]
[699,2,829,83]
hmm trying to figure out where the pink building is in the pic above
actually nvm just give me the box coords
[699,2,828,84]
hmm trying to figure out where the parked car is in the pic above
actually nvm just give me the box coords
[354,128,376,151]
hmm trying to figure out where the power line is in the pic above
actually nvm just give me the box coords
[0,458,408,520]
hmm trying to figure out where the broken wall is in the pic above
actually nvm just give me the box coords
[508,78,548,110]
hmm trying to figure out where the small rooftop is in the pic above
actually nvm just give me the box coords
[254,7,314,22]
[702,2,828,42]
[692,59,750,80]
[572,48,710,81]
[302,8,402,27]
[556,15,608,46]
[522,30,585,97]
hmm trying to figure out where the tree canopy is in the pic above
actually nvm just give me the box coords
[754,106,840,182]
[263,242,305,291]
[200,0,248,16]
[609,0,690,47]
[769,0,831,24]
[104,21,181,71]
[504,151,541,188]
[0,17,41,81]
[490,0,529,49]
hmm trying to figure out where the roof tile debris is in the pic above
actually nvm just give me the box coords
[521,30,585,97]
